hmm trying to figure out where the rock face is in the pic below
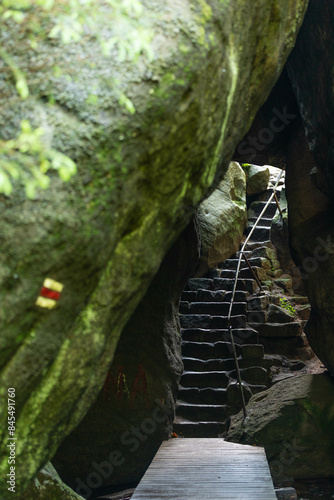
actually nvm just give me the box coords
[53,222,199,494]
[284,0,334,375]
[245,164,270,196]
[20,463,84,500]
[233,0,334,376]
[194,161,247,276]
[227,373,334,482]
[0,0,308,494]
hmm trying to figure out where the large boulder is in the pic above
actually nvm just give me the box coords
[227,373,334,482]
[245,164,270,196]
[194,161,247,276]
[20,463,84,500]
[0,0,309,494]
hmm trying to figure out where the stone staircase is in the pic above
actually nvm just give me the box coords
[174,177,311,438]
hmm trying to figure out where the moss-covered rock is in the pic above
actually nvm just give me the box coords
[21,463,84,500]
[195,161,247,276]
[227,373,334,482]
[53,222,199,493]
[0,0,308,494]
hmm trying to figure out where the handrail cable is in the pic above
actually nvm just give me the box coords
[227,169,284,421]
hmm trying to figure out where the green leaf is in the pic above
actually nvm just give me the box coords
[16,77,29,99]
[0,170,13,196]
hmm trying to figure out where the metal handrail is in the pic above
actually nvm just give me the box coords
[227,170,284,421]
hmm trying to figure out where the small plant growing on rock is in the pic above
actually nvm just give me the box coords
[279,297,296,316]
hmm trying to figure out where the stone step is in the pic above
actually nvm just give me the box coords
[212,278,256,293]
[224,257,271,270]
[247,217,273,228]
[176,402,228,422]
[229,366,269,386]
[196,289,248,302]
[181,327,259,344]
[180,371,230,388]
[247,310,268,323]
[206,269,222,278]
[238,266,271,281]
[182,357,236,372]
[259,335,307,357]
[177,387,227,405]
[181,291,197,302]
[173,420,227,438]
[249,322,303,338]
[235,250,252,259]
[244,226,271,242]
[185,278,213,291]
[179,301,247,316]
[251,245,277,260]
[181,341,241,360]
[220,269,237,278]
[256,187,283,202]
[248,201,278,218]
[179,314,247,329]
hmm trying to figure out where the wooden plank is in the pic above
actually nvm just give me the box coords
[131,438,276,500]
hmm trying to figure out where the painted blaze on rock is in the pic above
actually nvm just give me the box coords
[0,0,308,495]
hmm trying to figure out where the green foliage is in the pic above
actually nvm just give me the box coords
[0,120,77,198]
[0,0,154,198]
[279,297,296,316]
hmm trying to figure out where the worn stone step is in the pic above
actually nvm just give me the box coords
[260,336,307,357]
[239,266,271,281]
[241,344,264,360]
[220,269,237,278]
[179,314,247,329]
[206,268,222,278]
[248,201,278,218]
[182,357,236,372]
[230,366,268,386]
[185,278,213,291]
[267,304,295,323]
[211,314,246,329]
[247,310,268,323]
[173,420,226,438]
[181,341,241,360]
[196,289,248,302]
[177,387,227,405]
[249,322,303,338]
[245,239,274,250]
[255,187,282,202]
[224,257,271,271]
[251,245,277,260]
[247,217,273,228]
[176,402,229,422]
[181,327,259,344]
[235,250,252,259]
[245,225,271,242]
[181,371,230,388]
[179,301,247,316]
[212,278,256,293]
[247,294,270,310]
[181,291,197,302]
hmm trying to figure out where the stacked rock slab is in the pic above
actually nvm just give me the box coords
[174,169,311,437]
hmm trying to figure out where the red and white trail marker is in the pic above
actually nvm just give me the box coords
[36,278,64,309]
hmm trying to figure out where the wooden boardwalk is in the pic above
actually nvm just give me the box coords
[131,438,276,499]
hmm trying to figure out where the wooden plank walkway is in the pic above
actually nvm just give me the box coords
[131,438,276,499]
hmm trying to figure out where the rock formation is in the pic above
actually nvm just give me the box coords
[194,161,247,276]
[227,373,334,482]
[0,0,308,495]
[53,222,199,494]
